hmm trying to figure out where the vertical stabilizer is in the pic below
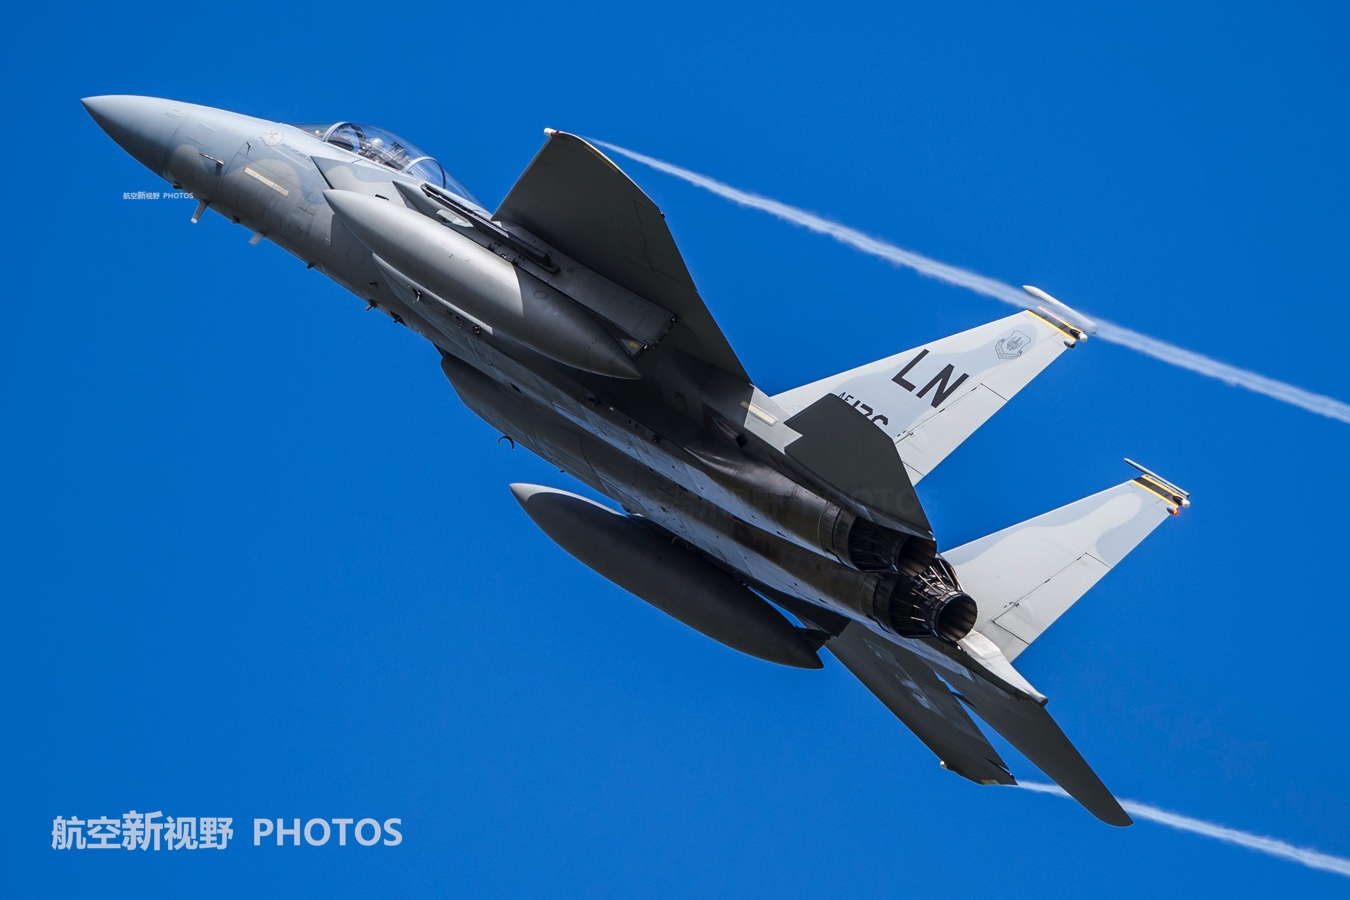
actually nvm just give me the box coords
[944,462,1189,660]
[773,291,1094,484]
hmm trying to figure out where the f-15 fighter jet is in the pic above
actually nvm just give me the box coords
[85,96,1190,825]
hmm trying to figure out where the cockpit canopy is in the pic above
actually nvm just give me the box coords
[294,121,478,204]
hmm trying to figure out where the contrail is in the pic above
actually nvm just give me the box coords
[592,140,1350,426]
[1015,782,1350,879]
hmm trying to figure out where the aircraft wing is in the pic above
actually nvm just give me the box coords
[495,131,749,380]
[827,624,1013,786]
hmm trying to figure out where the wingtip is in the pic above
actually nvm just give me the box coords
[1022,285,1098,337]
[1100,805,1135,827]
[1124,458,1191,509]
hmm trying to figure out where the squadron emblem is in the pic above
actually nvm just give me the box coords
[995,329,1032,360]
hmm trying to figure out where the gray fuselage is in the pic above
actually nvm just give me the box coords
[116,99,892,632]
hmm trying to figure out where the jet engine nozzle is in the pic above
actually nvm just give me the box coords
[932,590,978,643]
[827,510,936,575]
[870,557,978,643]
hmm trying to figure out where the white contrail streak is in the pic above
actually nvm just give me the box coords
[1015,782,1350,879]
[592,140,1350,426]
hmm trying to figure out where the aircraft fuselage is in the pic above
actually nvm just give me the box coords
[87,97,913,647]
[88,96,1176,825]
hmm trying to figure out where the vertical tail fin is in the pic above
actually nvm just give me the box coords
[945,461,1189,660]
[772,289,1095,484]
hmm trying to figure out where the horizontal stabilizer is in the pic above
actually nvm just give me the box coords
[774,296,1093,484]
[783,394,930,536]
[946,463,1189,660]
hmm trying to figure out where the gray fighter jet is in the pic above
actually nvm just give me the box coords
[85,96,1190,826]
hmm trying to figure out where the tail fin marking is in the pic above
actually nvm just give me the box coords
[773,294,1093,484]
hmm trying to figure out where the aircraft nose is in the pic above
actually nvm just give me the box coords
[82,95,184,175]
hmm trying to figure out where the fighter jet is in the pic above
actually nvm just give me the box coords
[85,95,1190,826]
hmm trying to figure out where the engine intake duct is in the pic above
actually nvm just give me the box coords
[871,557,977,643]
[826,507,936,574]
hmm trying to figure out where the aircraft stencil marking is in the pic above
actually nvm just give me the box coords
[837,391,889,425]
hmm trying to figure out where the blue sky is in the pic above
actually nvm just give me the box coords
[4,1,1349,896]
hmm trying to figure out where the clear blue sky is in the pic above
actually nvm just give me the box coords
[4,1,1348,896]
